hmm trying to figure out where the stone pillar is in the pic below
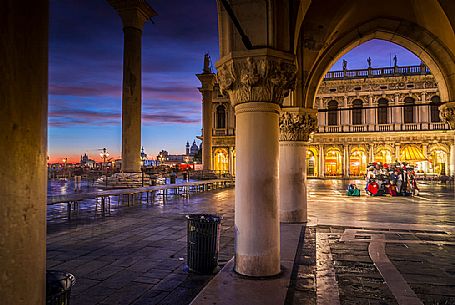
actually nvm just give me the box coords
[422,144,429,172]
[279,108,317,223]
[319,146,325,177]
[342,96,349,129]
[0,2,48,304]
[450,144,455,176]
[394,94,401,130]
[369,144,375,163]
[439,102,455,175]
[343,145,350,177]
[217,51,296,277]
[231,147,236,176]
[196,58,216,171]
[395,144,401,162]
[421,92,429,127]
[108,0,156,173]
[368,95,375,130]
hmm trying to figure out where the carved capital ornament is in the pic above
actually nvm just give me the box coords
[216,54,297,106]
[279,109,318,142]
[439,101,455,129]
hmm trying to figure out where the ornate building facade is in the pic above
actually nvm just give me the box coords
[201,64,455,178]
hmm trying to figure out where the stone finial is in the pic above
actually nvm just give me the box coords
[439,101,455,129]
[216,51,297,106]
[108,0,157,29]
[279,108,318,142]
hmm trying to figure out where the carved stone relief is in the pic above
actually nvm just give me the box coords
[217,56,297,106]
[439,101,455,129]
[279,110,318,142]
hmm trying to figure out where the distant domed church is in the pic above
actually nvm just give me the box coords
[186,140,199,156]
[190,140,199,156]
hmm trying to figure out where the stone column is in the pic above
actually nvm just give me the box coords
[395,144,401,162]
[422,144,429,172]
[369,144,375,163]
[279,108,317,223]
[394,94,401,130]
[217,50,296,277]
[421,92,429,127]
[368,95,375,130]
[342,96,349,129]
[196,60,216,171]
[450,144,455,176]
[108,0,156,173]
[343,145,350,177]
[319,145,325,177]
[439,102,455,175]
[228,146,236,175]
[0,2,48,304]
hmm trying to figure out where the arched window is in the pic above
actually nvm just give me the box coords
[327,100,338,126]
[216,105,226,128]
[430,96,441,122]
[352,99,363,125]
[403,97,415,123]
[377,98,389,124]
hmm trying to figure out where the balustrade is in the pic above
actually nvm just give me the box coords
[324,64,430,80]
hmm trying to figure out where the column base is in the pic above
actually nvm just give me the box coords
[235,253,281,277]
[280,209,307,223]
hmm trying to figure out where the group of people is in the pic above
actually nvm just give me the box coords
[364,162,419,196]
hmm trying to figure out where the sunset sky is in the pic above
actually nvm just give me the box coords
[48,0,421,163]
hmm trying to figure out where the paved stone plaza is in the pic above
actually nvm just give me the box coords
[47,180,455,305]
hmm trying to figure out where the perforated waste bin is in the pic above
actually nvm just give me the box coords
[186,214,222,274]
[46,270,76,305]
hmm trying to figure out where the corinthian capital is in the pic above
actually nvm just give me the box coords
[216,50,297,107]
[108,0,157,29]
[439,101,455,129]
[279,108,318,142]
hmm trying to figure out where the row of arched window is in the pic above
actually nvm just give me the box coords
[327,96,441,125]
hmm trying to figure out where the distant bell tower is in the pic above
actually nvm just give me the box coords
[196,53,216,170]
[186,141,190,155]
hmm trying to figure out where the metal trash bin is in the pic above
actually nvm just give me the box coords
[46,270,76,305]
[186,214,222,274]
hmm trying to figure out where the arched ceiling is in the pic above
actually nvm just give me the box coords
[295,0,455,108]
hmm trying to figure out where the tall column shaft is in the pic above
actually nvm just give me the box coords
[369,144,375,163]
[216,50,297,277]
[235,102,281,275]
[0,2,48,304]
[343,145,349,177]
[228,146,234,175]
[319,146,325,177]
[202,90,213,170]
[395,144,401,161]
[450,144,455,176]
[439,102,455,176]
[108,0,156,173]
[122,27,142,172]
[279,108,317,223]
[279,142,307,222]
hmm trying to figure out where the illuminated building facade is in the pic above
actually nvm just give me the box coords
[202,64,455,178]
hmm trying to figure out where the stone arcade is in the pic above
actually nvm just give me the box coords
[214,0,455,277]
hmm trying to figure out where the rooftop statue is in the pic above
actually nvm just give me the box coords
[203,53,212,73]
